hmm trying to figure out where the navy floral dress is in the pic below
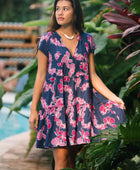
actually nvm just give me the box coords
[36,31,126,148]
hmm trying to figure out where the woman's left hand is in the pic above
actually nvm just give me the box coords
[112,96,126,110]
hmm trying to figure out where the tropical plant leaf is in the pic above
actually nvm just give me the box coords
[103,12,137,26]
[104,1,124,15]
[122,25,140,38]
[3,59,37,84]
[84,22,104,32]
[117,41,140,58]
[24,19,50,27]
[92,7,111,27]
[120,113,140,145]
[106,55,140,85]
[0,84,6,109]
[130,0,140,13]
[108,33,122,39]
[94,33,108,55]
[25,129,37,158]
[7,88,33,118]
[125,50,140,60]
[119,67,140,98]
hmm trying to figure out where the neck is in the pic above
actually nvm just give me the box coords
[59,25,75,36]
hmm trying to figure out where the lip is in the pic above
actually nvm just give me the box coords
[57,17,64,20]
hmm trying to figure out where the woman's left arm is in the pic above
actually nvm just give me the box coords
[89,53,125,109]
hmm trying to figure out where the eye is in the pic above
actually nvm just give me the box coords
[64,7,69,11]
[56,7,59,11]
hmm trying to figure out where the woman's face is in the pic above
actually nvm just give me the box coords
[55,0,74,27]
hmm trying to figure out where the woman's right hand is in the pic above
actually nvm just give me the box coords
[29,109,39,131]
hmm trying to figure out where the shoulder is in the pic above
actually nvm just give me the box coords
[81,32,93,39]
[39,32,54,43]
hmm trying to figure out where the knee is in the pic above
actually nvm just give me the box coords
[53,148,69,168]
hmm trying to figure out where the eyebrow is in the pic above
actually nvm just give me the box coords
[56,5,70,8]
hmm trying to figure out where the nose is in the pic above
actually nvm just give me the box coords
[57,9,63,15]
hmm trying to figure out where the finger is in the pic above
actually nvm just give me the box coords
[29,121,36,130]
[35,118,38,129]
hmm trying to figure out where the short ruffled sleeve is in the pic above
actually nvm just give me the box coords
[88,34,96,54]
[38,32,50,58]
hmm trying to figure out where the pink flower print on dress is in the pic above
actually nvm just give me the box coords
[73,77,81,90]
[46,118,52,129]
[78,115,83,122]
[99,104,108,115]
[48,53,56,75]
[37,126,45,141]
[58,83,63,93]
[105,101,113,109]
[71,130,77,143]
[51,137,60,146]
[50,107,55,114]
[87,35,96,51]
[61,51,70,68]
[80,129,90,142]
[92,114,107,130]
[84,52,88,60]
[85,75,89,80]
[39,32,51,46]
[64,85,74,105]
[75,71,86,77]
[39,110,47,120]
[56,98,63,106]
[103,117,116,128]
[77,34,81,41]
[77,137,84,144]
[74,97,86,105]
[57,69,63,76]
[92,88,97,93]
[74,52,85,61]
[53,129,67,145]
[64,76,70,82]
[85,42,89,53]
[69,63,75,77]
[80,62,88,72]
[57,63,63,67]
[56,118,65,128]
[81,83,89,91]
[113,102,124,110]
[50,37,64,46]
[44,84,53,92]
[55,51,61,60]
[41,98,48,110]
[49,77,55,82]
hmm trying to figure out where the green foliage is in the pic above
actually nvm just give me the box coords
[1,59,37,118]
[0,0,40,22]
[8,89,33,118]
[25,129,37,158]
[24,19,50,27]
[94,33,108,55]
[72,113,140,170]
[130,0,140,13]
[119,66,140,98]
[0,0,139,164]
[120,113,140,146]
[0,84,6,109]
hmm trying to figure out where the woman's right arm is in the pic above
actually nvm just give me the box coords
[29,50,48,131]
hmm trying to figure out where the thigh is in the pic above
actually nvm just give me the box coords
[53,147,69,161]
[53,145,78,161]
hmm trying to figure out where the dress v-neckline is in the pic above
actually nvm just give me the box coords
[55,31,80,57]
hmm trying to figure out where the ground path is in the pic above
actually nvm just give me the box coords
[0,131,53,170]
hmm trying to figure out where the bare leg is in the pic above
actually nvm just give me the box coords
[53,146,78,170]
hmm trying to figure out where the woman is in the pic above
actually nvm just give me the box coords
[29,0,126,169]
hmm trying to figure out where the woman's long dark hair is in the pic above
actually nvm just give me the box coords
[47,0,84,33]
